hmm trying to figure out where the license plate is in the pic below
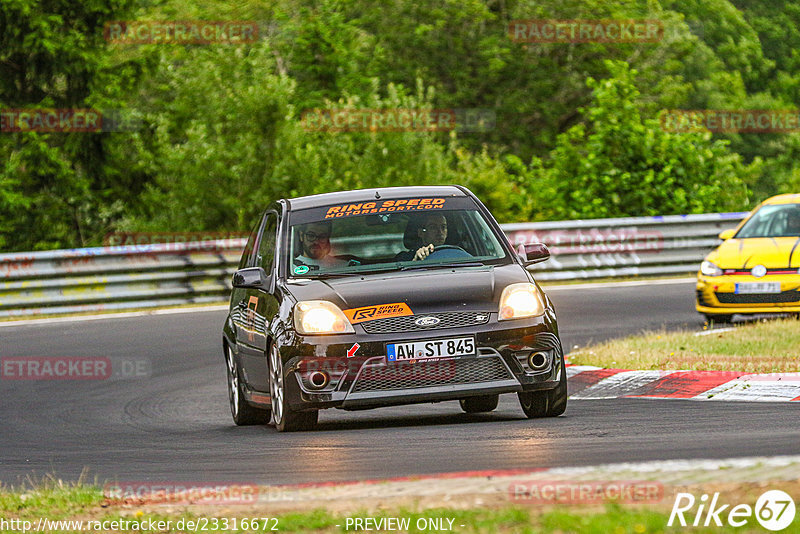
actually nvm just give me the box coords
[386,336,476,362]
[735,282,781,294]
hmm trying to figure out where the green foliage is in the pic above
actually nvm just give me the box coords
[3,0,800,251]
[0,0,138,250]
[525,61,753,219]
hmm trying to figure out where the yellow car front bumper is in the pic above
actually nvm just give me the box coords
[696,274,800,314]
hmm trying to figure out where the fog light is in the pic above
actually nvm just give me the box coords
[514,350,552,373]
[308,371,329,389]
[296,358,349,391]
[528,351,548,370]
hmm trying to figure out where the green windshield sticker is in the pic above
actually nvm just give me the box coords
[294,265,310,275]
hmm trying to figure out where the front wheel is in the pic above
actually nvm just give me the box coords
[459,394,499,413]
[518,358,567,418]
[269,344,318,432]
[225,345,269,425]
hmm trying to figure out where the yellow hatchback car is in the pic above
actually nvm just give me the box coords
[696,193,800,323]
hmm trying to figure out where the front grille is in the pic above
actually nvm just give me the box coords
[723,268,800,275]
[360,311,490,334]
[350,357,512,392]
[715,291,800,304]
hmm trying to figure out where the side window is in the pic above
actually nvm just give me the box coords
[238,218,262,269]
[256,213,278,273]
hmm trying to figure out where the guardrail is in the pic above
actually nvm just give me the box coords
[503,212,748,281]
[0,212,747,318]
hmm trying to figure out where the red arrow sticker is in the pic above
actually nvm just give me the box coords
[347,343,360,358]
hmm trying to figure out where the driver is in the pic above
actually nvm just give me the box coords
[294,221,347,269]
[413,213,448,260]
[785,209,800,235]
[394,213,450,262]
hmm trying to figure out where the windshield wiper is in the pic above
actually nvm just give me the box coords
[305,265,402,278]
[399,261,485,271]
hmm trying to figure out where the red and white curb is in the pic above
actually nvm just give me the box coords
[567,365,800,402]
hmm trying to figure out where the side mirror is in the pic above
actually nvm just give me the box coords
[517,242,551,267]
[718,229,736,240]
[232,267,269,289]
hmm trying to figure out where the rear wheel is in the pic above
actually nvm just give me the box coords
[459,394,499,413]
[518,358,567,418]
[269,344,318,432]
[225,345,269,425]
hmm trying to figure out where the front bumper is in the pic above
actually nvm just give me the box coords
[276,313,563,411]
[696,274,800,314]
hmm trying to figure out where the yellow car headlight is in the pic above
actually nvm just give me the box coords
[293,301,355,335]
[499,283,545,320]
[700,260,723,277]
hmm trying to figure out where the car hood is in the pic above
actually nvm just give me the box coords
[708,237,800,269]
[283,263,531,313]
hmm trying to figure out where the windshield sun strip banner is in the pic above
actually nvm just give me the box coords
[325,198,447,218]
[287,196,477,226]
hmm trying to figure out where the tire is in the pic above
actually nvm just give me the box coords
[225,345,270,425]
[704,314,734,325]
[269,344,318,432]
[518,357,567,418]
[459,394,499,413]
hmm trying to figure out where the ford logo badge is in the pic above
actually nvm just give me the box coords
[414,316,440,326]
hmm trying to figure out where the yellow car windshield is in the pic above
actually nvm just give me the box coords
[736,204,800,238]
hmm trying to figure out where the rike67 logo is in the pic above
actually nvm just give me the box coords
[669,490,795,531]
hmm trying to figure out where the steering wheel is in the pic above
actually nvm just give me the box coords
[425,244,472,260]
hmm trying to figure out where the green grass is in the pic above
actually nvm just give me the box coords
[569,317,800,372]
[3,483,799,533]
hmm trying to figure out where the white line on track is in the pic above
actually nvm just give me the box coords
[542,277,695,291]
[0,304,229,328]
[695,327,736,336]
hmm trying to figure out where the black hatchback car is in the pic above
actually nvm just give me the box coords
[222,185,566,431]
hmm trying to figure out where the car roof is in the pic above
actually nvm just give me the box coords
[762,193,800,205]
[286,186,467,210]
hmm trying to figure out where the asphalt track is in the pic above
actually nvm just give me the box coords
[1,280,798,485]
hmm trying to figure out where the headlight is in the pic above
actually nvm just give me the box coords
[700,260,723,277]
[499,283,545,320]
[293,301,354,335]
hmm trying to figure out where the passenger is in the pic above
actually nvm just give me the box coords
[294,222,347,268]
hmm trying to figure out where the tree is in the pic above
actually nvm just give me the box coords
[527,61,754,220]
[0,0,138,250]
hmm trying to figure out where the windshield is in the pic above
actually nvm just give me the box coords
[735,203,800,238]
[286,196,509,276]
